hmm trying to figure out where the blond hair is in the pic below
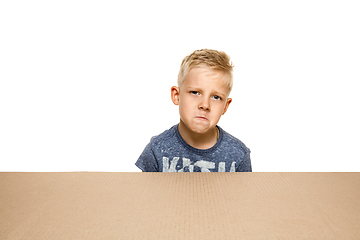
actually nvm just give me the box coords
[177,49,234,91]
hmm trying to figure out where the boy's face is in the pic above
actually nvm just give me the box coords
[171,67,232,135]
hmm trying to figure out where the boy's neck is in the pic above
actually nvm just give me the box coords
[178,120,219,150]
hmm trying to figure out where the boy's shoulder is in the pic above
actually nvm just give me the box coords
[149,125,178,146]
[219,126,251,154]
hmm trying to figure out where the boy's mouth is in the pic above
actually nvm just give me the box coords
[195,116,208,121]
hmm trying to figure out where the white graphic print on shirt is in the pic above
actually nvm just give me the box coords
[162,157,236,172]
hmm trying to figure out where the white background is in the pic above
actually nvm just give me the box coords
[1,0,359,172]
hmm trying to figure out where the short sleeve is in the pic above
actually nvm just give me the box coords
[236,151,252,172]
[135,142,159,172]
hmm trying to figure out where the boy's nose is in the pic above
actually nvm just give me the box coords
[198,98,210,111]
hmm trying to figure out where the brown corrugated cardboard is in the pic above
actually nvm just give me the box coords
[0,172,359,239]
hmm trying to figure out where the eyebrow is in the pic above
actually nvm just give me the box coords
[213,91,226,97]
[186,86,227,97]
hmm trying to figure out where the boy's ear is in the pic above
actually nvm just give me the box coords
[222,98,232,115]
[171,86,180,105]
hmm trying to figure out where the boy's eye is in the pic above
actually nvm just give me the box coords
[190,91,199,95]
[213,95,221,100]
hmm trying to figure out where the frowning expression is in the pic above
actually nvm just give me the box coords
[172,67,232,135]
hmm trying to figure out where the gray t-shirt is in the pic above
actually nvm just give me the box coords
[135,124,252,172]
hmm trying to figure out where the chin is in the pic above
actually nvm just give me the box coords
[190,125,212,135]
[191,129,208,135]
[181,119,214,135]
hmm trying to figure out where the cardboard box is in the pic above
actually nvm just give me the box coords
[0,172,359,239]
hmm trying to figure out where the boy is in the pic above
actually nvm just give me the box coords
[135,49,252,172]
